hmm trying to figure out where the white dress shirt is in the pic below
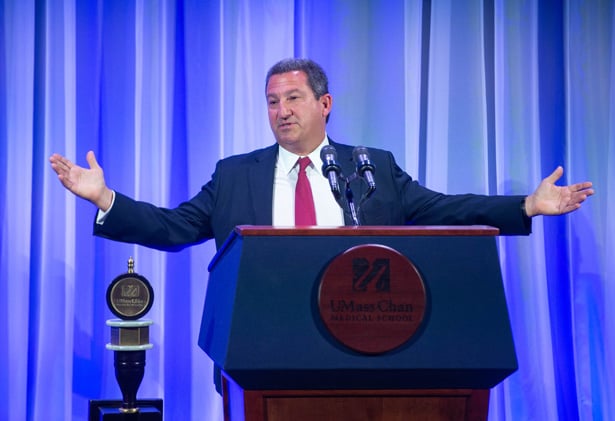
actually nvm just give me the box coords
[273,136,344,226]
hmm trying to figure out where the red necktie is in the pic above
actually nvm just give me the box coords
[295,157,317,225]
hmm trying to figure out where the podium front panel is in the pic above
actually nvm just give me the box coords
[199,228,517,390]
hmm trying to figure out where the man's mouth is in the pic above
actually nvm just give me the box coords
[278,121,296,129]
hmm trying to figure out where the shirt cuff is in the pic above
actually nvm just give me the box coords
[95,190,116,225]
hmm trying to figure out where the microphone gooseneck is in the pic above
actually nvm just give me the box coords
[317,144,377,226]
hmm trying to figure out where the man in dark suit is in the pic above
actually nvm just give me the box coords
[49,58,594,250]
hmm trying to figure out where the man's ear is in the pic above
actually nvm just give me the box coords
[320,93,333,118]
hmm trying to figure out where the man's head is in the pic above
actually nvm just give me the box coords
[265,58,333,155]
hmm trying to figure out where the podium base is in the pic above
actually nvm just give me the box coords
[89,399,163,421]
[223,375,489,421]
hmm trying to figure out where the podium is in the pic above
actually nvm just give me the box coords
[199,226,517,421]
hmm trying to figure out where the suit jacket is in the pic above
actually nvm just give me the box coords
[94,139,531,250]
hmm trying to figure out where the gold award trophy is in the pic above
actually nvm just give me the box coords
[89,258,162,420]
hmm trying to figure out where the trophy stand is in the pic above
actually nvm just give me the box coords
[89,258,163,420]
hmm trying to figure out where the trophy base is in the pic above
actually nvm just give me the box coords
[88,399,163,420]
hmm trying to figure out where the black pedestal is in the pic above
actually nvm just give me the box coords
[88,399,163,421]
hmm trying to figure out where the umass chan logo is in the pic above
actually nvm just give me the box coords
[352,257,391,292]
[318,244,427,355]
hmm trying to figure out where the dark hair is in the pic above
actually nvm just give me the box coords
[266,58,329,99]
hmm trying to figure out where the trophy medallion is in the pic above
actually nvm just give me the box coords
[106,258,154,320]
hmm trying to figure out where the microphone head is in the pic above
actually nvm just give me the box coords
[352,146,369,161]
[320,145,341,178]
[352,146,375,175]
[321,145,338,160]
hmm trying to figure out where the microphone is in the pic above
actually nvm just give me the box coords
[352,146,376,194]
[320,145,342,198]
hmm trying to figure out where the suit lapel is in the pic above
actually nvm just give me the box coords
[332,142,356,182]
[247,144,278,225]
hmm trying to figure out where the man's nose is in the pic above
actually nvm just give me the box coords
[279,101,292,118]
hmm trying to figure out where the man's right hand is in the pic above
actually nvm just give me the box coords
[49,150,114,211]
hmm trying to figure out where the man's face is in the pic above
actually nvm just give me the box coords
[266,71,332,155]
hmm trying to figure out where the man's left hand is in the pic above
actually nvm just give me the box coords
[524,166,594,217]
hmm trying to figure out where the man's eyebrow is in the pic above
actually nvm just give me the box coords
[267,88,303,98]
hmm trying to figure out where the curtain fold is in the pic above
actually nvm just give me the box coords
[1,1,613,420]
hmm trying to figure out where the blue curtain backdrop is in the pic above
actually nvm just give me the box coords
[1,0,613,419]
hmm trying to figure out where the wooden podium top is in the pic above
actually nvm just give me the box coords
[210,225,500,271]
[234,225,500,237]
[210,225,500,270]
[212,225,500,272]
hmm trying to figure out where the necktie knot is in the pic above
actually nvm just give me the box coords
[298,156,311,173]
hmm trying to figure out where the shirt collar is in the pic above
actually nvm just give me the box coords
[277,135,329,174]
